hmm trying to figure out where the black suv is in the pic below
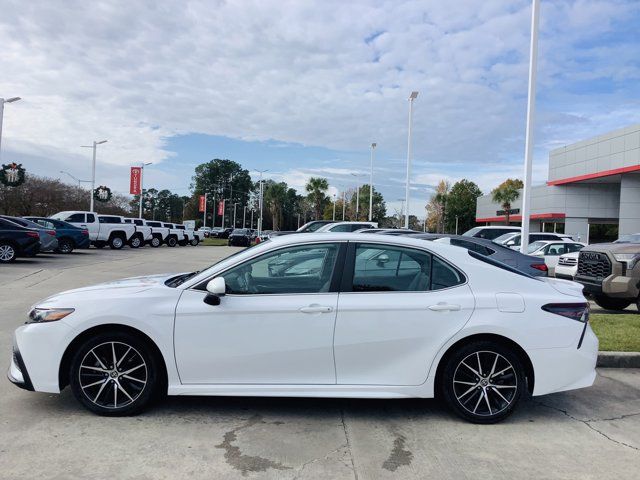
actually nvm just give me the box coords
[0,217,41,262]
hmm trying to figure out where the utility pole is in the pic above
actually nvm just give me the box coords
[342,191,346,220]
[369,143,376,221]
[404,91,418,228]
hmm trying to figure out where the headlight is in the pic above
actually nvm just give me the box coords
[27,308,75,324]
[613,253,640,271]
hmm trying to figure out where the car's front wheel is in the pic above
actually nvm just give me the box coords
[441,341,526,424]
[190,238,199,246]
[69,332,159,416]
[167,237,177,247]
[150,236,161,248]
[0,242,17,263]
[57,238,74,254]
[128,235,142,248]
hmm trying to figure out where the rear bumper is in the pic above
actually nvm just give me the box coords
[20,241,40,257]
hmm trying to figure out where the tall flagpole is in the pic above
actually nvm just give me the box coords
[520,0,540,254]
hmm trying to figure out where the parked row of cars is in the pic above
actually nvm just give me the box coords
[0,210,202,263]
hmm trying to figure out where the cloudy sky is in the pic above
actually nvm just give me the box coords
[1,0,639,216]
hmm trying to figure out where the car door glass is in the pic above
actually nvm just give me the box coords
[221,243,340,294]
[431,256,465,290]
[331,224,351,232]
[353,244,430,292]
[64,213,85,222]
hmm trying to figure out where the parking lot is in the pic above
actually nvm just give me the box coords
[1,246,638,479]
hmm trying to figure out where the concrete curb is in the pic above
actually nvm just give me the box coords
[597,351,640,368]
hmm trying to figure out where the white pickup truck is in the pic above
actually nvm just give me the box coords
[143,220,170,247]
[51,211,136,249]
[175,224,200,246]
[122,218,153,248]
[161,223,183,247]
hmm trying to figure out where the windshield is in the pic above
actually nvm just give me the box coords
[526,241,546,253]
[614,234,640,244]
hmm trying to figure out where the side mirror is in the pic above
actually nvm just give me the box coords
[204,277,226,306]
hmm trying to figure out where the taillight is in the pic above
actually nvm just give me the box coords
[82,229,89,235]
[26,231,39,238]
[542,303,589,323]
[47,230,56,236]
[531,263,548,272]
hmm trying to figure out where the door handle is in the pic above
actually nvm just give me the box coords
[428,303,461,312]
[299,305,333,314]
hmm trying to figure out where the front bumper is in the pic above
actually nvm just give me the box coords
[76,236,91,249]
[8,345,34,391]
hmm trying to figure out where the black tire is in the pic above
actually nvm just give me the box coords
[128,234,142,249]
[167,236,178,248]
[441,340,526,424]
[57,238,74,254]
[109,235,125,250]
[69,331,160,416]
[150,236,161,248]
[594,296,631,311]
[0,242,17,263]
[190,238,199,246]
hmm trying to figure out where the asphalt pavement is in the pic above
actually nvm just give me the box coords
[0,246,638,479]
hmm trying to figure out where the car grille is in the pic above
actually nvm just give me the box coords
[577,252,611,278]
[558,257,578,266]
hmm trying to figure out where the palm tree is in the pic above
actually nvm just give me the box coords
[264,182,287,230]
[305,177,329,220]
[491,179,524,225]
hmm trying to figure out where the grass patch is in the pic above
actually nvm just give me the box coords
[590,313,640,352]
[200,238,229,246]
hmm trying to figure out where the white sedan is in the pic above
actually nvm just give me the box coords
[8,233,597,423]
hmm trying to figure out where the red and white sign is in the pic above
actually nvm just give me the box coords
[198,195,206,212]
[217,201,224,216]
[130,167,142,195]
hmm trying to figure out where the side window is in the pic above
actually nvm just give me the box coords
[352,224,371,232]
[86,214,95,223]
[431,256,465,290]
[331,224,352,232]
[65,213,85,223]
[567,243,583,253]
[352,244,430,292]
[545,244,566,256]
[134,220,144,226]
[221,243,340,295]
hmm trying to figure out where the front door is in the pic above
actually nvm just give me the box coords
[334,242,475,386]
[174,242,344,384]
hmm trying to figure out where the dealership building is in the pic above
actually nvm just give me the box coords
[475,124,640,242]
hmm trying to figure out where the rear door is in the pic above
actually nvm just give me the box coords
[334,242,475,385]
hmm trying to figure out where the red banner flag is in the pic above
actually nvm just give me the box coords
[129,167,142,195]
[198,195,206,212]
[217,201,224,216]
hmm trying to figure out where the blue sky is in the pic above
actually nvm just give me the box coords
[1,0,639,216]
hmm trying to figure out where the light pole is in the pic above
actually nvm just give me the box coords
[332,194,336,221]
[202,193,208,228]
[255,169,269,236]
[243,205,247,228]
[250,208,254,229]
[520,0,540,254]
[233,202,238,228]
[0,97,21,163]
[138,162,152,219]
[351,173,365,220]
[404,91,418,229]
[398,198,405,228]
[342,190,346,220]
[369,143,376,222]
[60,170,90,187]
[81,139,107,212]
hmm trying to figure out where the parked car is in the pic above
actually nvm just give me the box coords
[217,228,234,239]
[122,218,153,248]
[143,221,170,247]
[493,232,573,250]
[50,211,136,250]
[198,226,212,238]
[425,235,549,276]
[25,216,90,253]
[575,233,640,311]
[462,226,521,240]
[315,221,377,232]
[526,241,586,277]
[0,217,40,262]
[269,220,337,237]
[228,228,252,246]
[554,251,580,280]
[0,216,58,252]
[9,232,597,423]
[175,224,199,246]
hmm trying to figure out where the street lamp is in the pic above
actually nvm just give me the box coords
[369,143,376,222]
[138,162,153,219]
[60,170,91,187]
[255,169,269,236]
[332,194,337,221]
[81,139,107,212]
[351,173,365,221]
[404,91,418,229]
[233,202,238,228]
[0,96,21,163]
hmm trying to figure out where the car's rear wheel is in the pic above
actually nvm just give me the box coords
[109,235,125,250]
[442,341,525,424]
[150,236,161,248]
[57,238,74,254]
[128,235,142,248]
[594,296,631,311]
[69,332,159,416]
[0,242,17,263]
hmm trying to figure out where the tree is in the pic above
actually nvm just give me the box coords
[305,177,329,220]
[445,179,483,234]
[426,180,450,233]
[264,181,288,230]
[353,184,386,223]
[491,178,523,225]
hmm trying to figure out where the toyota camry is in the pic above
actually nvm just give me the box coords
[8,233,598,423]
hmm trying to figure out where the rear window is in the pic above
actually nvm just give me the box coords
[134,220,144,226]
[451,238,495,256]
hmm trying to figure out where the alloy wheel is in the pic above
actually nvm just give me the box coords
[130,236,141,248]
[0,244,16,262]
[78,341,148,409]
[452,350,518,417]
[151,237,161,247]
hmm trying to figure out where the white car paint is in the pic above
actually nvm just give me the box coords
[528,241,586,276]
[554,251,580,280]
[9,233,597,409]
